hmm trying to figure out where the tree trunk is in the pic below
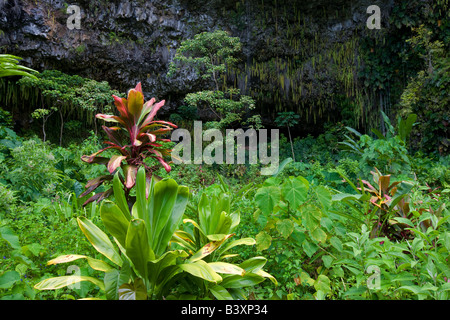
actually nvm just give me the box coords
[287,126,295,162]
[59,108,64,146]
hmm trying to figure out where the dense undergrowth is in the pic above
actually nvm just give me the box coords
[0,109,448,299]
[0,1,449,299]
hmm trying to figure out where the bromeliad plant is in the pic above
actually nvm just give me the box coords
[80,82,177,207]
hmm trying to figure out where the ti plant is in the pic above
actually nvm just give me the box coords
[80,82,177,207]
[172,188,277,299]
[333,168,415,240]
[34,168,276,300]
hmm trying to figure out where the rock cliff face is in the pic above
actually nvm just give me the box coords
[0,0,394,131]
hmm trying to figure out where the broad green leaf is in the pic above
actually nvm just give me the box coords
[0,226,20,249]
[255,231,272,251]
[34,275,105,291]
[118,278,147,300]
[209,285,233,300]
[100,201,130,248]
[301,204,322,231]
[220,273,265,288]
[150,178,179,241]
[314,275,331,295]
[77,216,122,267]
[104,269,120,300]
[281,176,309,209]
[322,255,333,268]
[216,237,256,257]
[208,262,245,276]
[302,240,319,257]
[299,271,315,286]
[105,259,132,300]
[255,186,281,216]
[331,193,367,202]
[179,260,222,283]
[125,219,151,278]
[314,186,332,211]
[112,172,130,217]
[47,254,113,272]
[150,179,189,256]
[0,271,20,289]
[311,227,327,243]
[397,285,422,295]
[147,250,188,286]
[239,257,267,273]
[254,269,278,286]
[276,219,295,239]
[330,237,343,252]
[392,217,414,228]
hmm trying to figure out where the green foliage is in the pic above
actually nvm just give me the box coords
[0,107,12,128]
[275,112,300,161]
[80,82,177,207]
[168,30,259,129]
[398,25,449,155]
[339,112,416,176]
[172,183,276,299]
[252,174,336,298]
[34,167,275,300]
[16,70,122,145]
[0,54,38,79]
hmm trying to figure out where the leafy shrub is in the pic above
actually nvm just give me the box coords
[0,107,12,128]
[4,139,63,201]
[80,82,177,207]
[0,183,17,218]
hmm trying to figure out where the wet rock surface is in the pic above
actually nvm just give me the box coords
[0,0,394,129]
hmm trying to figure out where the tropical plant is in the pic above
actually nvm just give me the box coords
[35,168,190,299]
[172,186,277,299]
[333,168,415,239]
[34,167,276,300]
[0,54,38,79]
[251,174,339,298]
[168,30,259,129]
[16,70,121,145]
[80,82,177,208]
[339,112,416,175]
[275,112,300,162]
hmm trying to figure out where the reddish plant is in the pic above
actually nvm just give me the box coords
[80,82,177,207]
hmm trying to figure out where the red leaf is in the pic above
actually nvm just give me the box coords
[82,188,113,206]
[113,95,129,119]
[123,165,138,189]
[153,156,171,172]
[96,113,126,126]
[81,146,116,163]
[134,82,143,95]
[150,120,178,129]
[107,155,127,174]
[141,100,165,128]
[102,125,123,147]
